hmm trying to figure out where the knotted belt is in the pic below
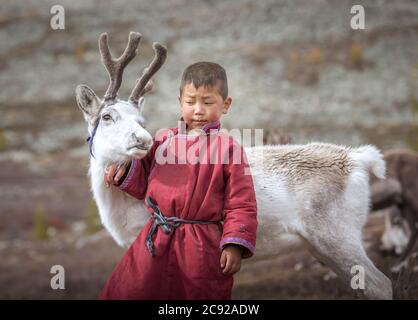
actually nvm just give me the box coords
[145,196,221,257]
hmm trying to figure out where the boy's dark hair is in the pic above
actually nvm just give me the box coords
[179,61,228,100]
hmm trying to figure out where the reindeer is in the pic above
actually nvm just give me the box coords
[370,149,418,263]
[76,32,167,246]
[76,32,392,299]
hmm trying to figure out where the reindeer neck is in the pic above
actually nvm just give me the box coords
[89,157,132,210]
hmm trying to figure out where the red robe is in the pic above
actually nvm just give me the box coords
[99,120,257,300]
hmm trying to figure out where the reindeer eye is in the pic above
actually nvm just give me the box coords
[102,114,112,121]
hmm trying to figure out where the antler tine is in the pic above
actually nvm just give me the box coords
[134,70,154,92]
[142,79,154,95]
[99,31,142,103]
[129,42,167,105]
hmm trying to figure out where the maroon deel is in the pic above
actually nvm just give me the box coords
[99,121,258,299]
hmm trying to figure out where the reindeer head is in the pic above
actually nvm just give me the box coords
[76,32,167,164]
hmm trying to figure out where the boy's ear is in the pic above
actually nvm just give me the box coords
[222,97,232,114]
[75,85,102,126]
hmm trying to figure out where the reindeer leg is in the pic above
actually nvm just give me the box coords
[380,206,409,255]
[399,204,418,261]
[302,228,393,300]
[370,178,402,212]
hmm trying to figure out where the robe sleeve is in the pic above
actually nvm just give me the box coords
[220,138,258,259]
[118,129,169,200]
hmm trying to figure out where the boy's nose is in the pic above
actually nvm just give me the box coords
[194,103,205,114]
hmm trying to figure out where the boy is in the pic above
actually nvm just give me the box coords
[100,61,257,299]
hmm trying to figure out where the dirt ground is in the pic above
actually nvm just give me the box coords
[1,212,417,300]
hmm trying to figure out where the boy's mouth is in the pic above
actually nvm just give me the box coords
[192,120,207,125]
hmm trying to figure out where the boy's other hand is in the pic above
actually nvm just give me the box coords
[220,245,243,275]
[104,163,127,187]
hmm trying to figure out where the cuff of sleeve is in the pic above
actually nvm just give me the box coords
[119,160,138,190]
[220,237,255,259]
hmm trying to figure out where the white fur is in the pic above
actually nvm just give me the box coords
[244,144,392,299]
[350,145,386,179]
[82,98,153,247]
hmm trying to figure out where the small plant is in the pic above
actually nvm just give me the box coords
[304,48,322,65]
[84,199,101,235]
[410,95,418,115]
[32,204,49,241]
[0,129,7,151]
[74,38,86,63]
[349,42,364,69]
[403,125,418,152]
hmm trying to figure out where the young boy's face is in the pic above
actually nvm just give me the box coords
[179,83,232,131]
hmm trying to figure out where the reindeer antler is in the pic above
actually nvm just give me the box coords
[128,42,167,105]
[99,31,142,103]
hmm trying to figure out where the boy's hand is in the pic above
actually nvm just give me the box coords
[104,163,128,187]
[220,245,243,275]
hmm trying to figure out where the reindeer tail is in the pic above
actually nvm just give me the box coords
[350,145,386,179]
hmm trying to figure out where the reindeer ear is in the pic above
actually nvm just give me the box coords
[136,96,146,115]
[75,85,102,125]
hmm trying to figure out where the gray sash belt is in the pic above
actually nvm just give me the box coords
[144,196,221,257]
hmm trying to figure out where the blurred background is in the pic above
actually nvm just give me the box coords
[0,0,417,299]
